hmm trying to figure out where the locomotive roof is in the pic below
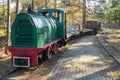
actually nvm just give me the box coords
[13,12,56,30]
[38,8,64,13]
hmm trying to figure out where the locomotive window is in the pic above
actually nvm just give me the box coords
[59,13,62,23]
[52,12,62,23]
[52,12,58,18]
[42,12,49,17]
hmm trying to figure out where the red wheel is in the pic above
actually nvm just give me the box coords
[46,46,52,59]
[42,46,52,60]
[53,44,57,54]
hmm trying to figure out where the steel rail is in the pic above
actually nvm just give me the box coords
[97,36,120,64]
[0,67,19,79]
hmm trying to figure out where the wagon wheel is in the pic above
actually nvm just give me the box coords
[46,46,52,59]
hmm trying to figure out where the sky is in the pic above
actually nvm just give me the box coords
[0,0,16,8]
[0,0,7,5]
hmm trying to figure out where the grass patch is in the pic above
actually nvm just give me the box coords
[0,29,6,49]
[0,29,6,36]
[0,36,6,48]
[116,71,120,78]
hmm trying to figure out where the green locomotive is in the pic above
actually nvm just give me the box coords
[9,9,66,67]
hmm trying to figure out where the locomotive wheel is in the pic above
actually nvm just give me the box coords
[42,46,52,60]
[53,44,57,54]
[46,46,52,59]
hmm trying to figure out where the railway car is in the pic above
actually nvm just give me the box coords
[9,9,66,67]
[67,24,81,41]
[85,21,101,34]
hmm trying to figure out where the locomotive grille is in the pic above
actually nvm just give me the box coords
[13,56,30,67]
[15,19,33,47]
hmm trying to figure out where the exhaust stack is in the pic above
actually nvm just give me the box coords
[27,1,33,13]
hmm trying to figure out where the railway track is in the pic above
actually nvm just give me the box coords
[97,35,120,64]
[0,67,19,79]
[0,60,44,80]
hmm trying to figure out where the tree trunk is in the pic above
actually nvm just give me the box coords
[5,0,11,54]
[54,0,56,8]
[15,0,19,17]
[2,0,5,30]
[45,0,48,8]
[32,0,34,11]
[82,0,86,29]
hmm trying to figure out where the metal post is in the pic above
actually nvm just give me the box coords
[65,13,67,39]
